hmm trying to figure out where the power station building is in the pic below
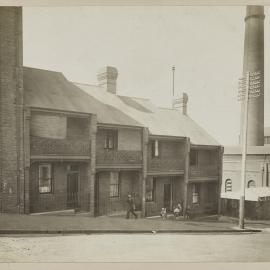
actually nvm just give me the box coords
[221,6,270,219]
[0,7,222,217]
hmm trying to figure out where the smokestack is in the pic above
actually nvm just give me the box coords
[0,7,24,213]
[172,92,188,115]
[97,66,118,94]
[240,6,264,146]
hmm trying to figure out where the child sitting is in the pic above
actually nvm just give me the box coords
[173,203,182,218]
[160,208,167,219]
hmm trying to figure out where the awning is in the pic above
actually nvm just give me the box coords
[221,187,270,202]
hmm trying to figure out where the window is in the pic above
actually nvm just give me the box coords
[192,183,200,204]
[39,164,52,193]
[110,172,120,197]
[146,177,156,202]
[247,180,256,188]
[151,140,160,158]
[190,150,198,166]
[225,179,232,192]
[104,130,118,150]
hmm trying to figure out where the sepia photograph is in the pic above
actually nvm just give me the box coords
[0,0,270,265]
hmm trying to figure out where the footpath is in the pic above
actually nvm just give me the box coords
[0,213,265,234]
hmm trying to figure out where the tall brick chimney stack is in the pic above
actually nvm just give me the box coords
[172,93,188,115]
[240,5,264,146]
[0,7,24,213]
[97,66,118,94]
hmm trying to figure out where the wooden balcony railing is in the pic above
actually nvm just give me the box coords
[148,158,185,172]
[96,150,142,165]
[190,165,219,177]
[31,136,90,156]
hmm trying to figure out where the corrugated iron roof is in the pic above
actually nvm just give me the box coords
[23,67,142,127]
[75,82,220,146]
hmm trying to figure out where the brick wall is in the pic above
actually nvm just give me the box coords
[145,176,185,216]
[118,129,142,151]
[148,140,185,172]
[0,7,24,213]
[96,171,141,216]
[29,162,89,213]
[186,182,218,215]
[31,113,67,139]
[30,112,91,156]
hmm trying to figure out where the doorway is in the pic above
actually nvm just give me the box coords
[67,172,79,209]
[164,183,172,211]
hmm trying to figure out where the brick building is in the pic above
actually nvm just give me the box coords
[0,7,223,217]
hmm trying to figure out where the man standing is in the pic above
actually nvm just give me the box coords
[126,194,137,219]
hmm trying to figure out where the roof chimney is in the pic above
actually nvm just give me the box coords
[97,66,118,94]
[172,93,188,115]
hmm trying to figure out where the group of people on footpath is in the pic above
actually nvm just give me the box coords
[126,194,191,220]
[160,202,191,220]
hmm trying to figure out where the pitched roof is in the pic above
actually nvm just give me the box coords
[75,82,220,146]
[23,66,220,146]
[23,67,141,127]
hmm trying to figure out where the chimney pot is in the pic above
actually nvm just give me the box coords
[97,66,118,94]
[172,92,188,115]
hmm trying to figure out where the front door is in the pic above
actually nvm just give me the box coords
[67,172,78,209]
[164,183,171,211]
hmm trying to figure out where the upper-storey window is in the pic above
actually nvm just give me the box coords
[151,140,160,158]
[190,149,198,166]
[104,130,118,150]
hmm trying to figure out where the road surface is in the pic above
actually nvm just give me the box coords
[0,232,270,262]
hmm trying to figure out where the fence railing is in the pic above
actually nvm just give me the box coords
[96,150,142,165]
[190,165,219,177]
[31,136,91,156]
[148,158,185,172]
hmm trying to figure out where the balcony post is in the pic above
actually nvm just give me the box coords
[88,114,97,216]
[217,146,224,215]
[183,137,190,213]
[141,127,149,217]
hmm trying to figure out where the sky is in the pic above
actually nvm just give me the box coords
[22,6,270,146]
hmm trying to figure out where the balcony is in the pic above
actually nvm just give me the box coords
[190,165,219,177]
[148,158,185,172]
[96,150,142,165]
[31,136,90,156]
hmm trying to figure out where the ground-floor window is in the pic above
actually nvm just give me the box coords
[110,171,120,197]
[38,163,52,193]
[192,183,200,204]
[146,177,156,202]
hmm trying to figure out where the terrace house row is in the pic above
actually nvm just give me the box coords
[0,7,223,217]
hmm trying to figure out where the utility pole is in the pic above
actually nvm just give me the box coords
[238,71,261,229]
[172,66,175,97]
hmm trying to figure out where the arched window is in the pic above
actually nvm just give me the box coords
[247,180,256,188]
[225,179,232,192]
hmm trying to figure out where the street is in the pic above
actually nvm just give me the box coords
[0,232,270,263]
